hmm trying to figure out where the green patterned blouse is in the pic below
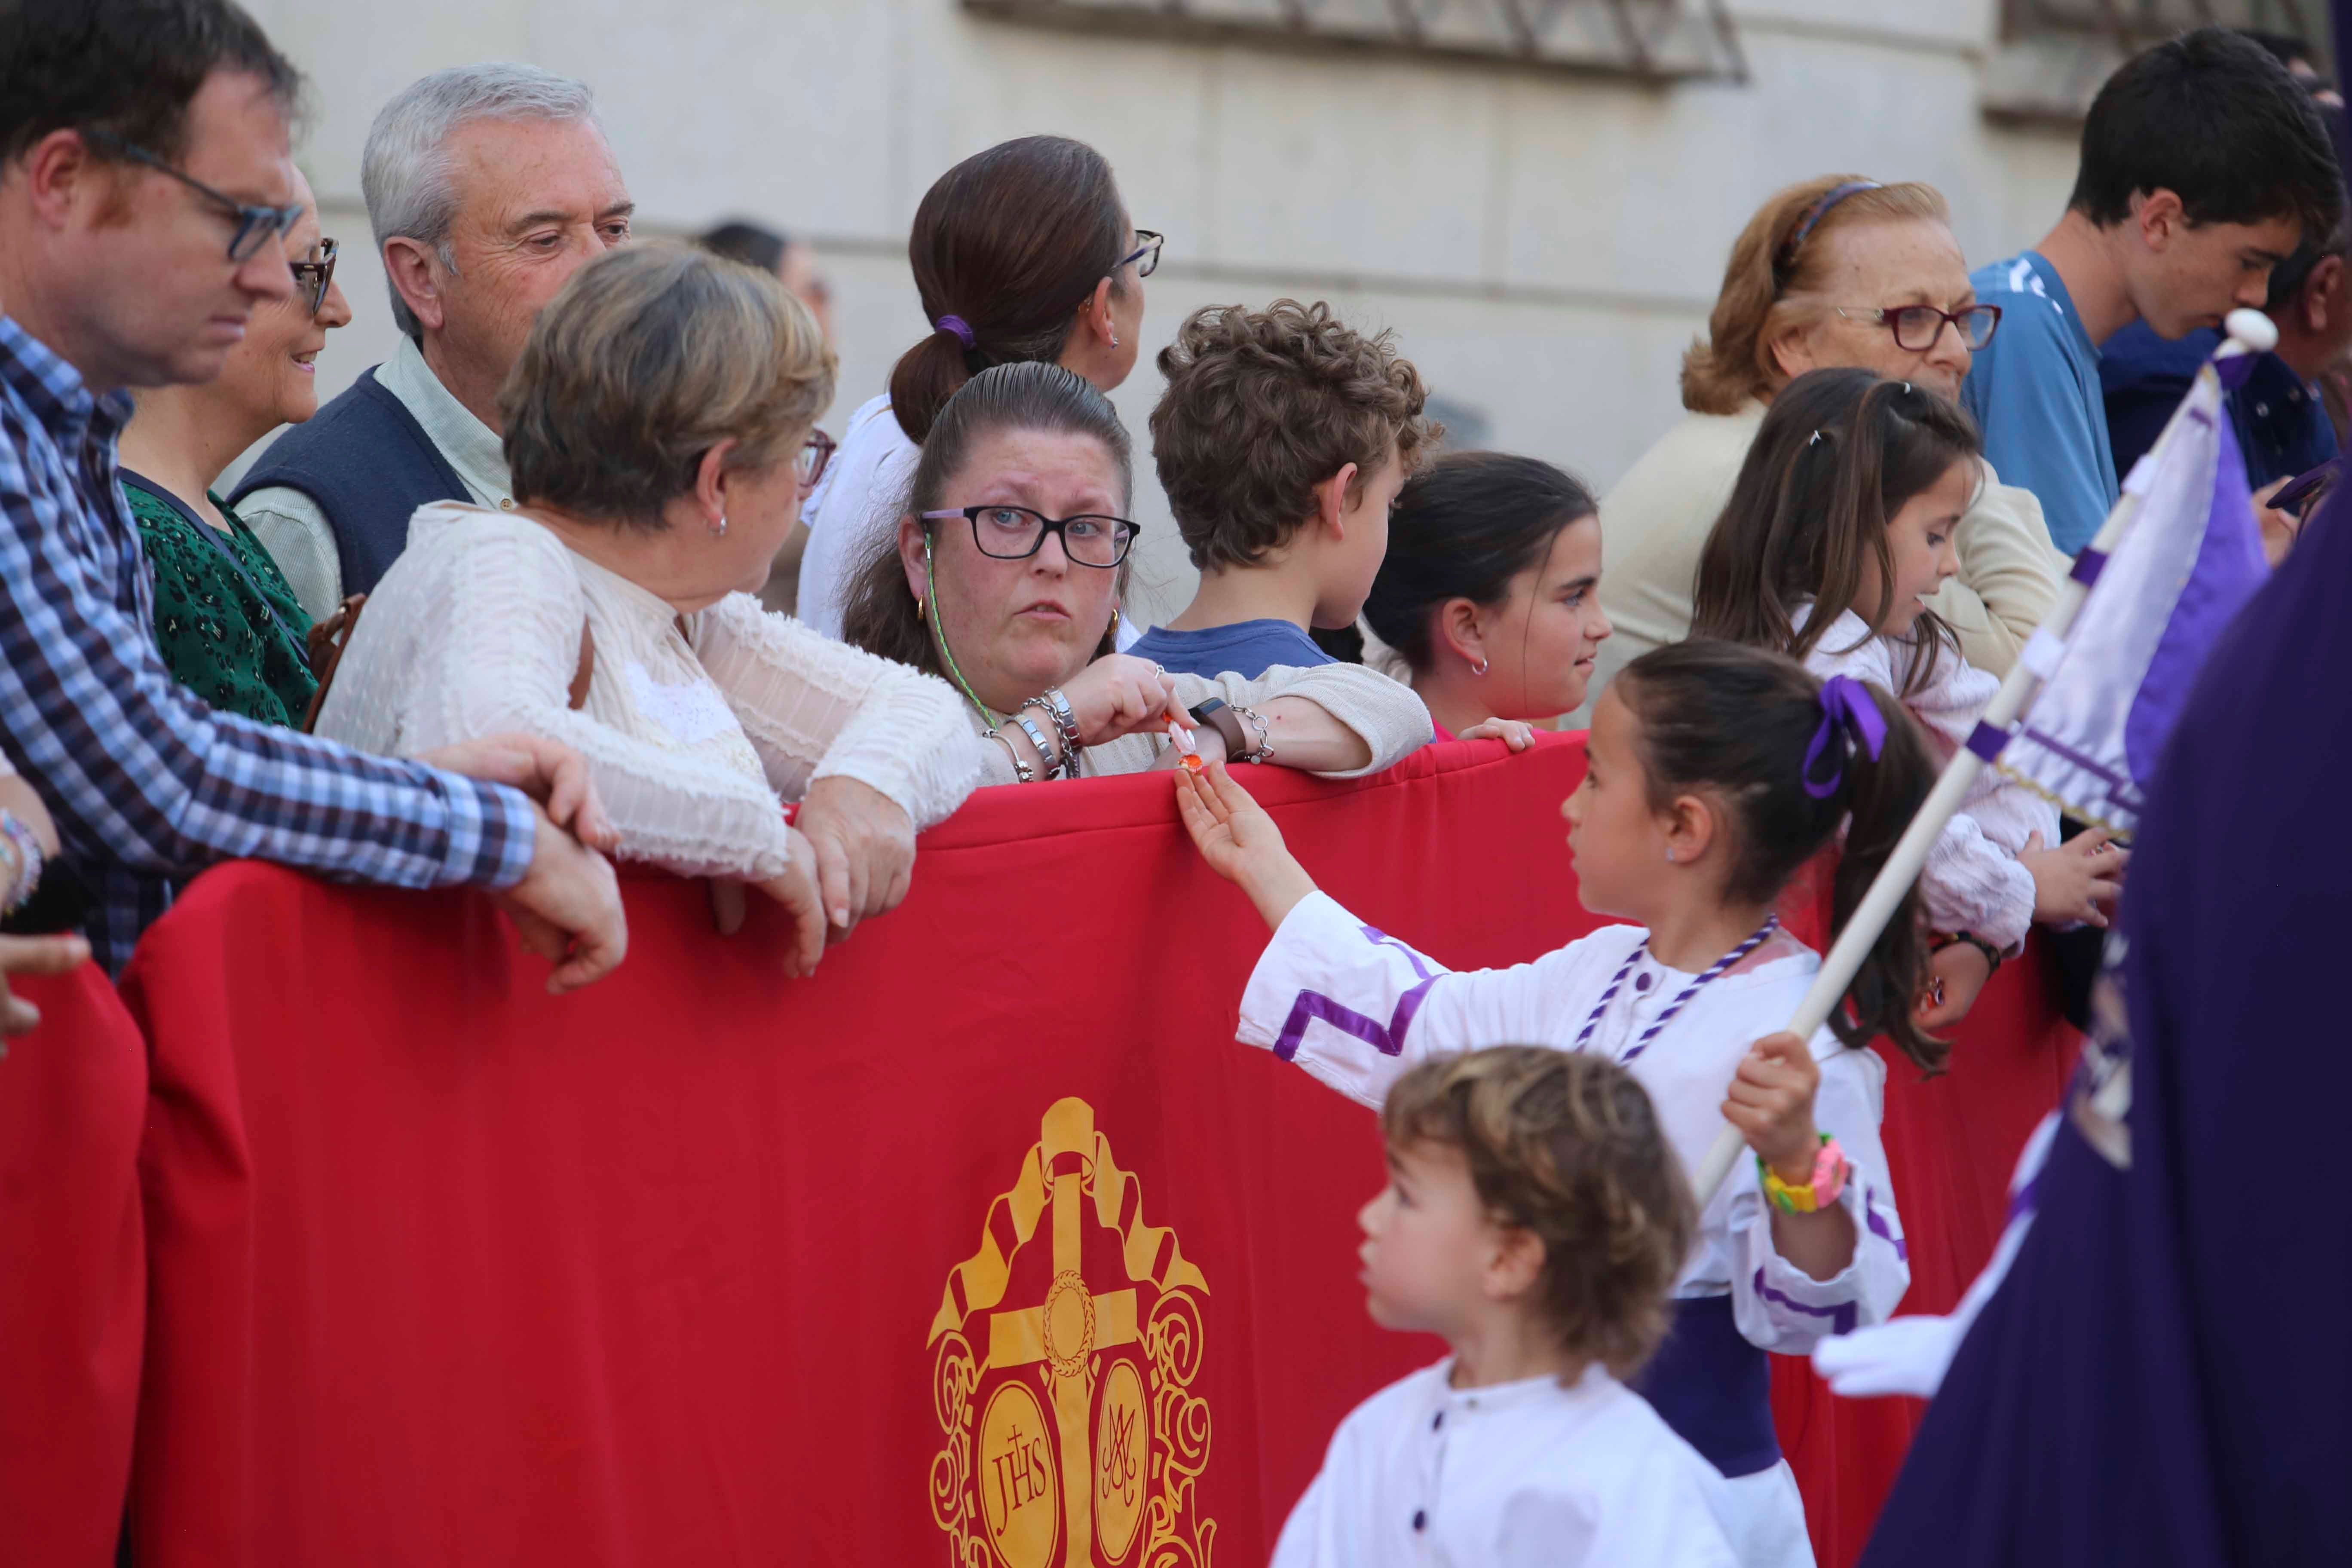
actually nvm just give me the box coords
[122,473,318,729]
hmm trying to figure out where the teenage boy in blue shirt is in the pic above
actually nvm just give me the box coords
[1963,27,2341,556]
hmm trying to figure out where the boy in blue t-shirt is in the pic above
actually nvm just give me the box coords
[1963,28,2340,556]
[1128,300,1433,680]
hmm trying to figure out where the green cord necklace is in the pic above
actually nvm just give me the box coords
[926,542,1003,728]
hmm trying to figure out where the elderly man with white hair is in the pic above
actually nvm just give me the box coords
[236,62,634,620]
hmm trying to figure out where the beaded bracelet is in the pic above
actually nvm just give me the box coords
[985,729,1034,784]
[1757,1132,1850,1215]
[1930,929,2004,975]
[0,809,44,916]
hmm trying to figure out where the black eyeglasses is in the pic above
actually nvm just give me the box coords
[1116,230,1164,280]
[796,429,836,495]
[921,505,1140,567]
[1832,303,2003,353]
[83,128,305,263]
[290,238,338,316]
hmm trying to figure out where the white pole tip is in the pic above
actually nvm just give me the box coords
[2224,308,2279,354]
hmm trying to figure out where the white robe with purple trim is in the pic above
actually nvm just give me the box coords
[1238,892,1913,1567]
[1272,1359,1742,1568]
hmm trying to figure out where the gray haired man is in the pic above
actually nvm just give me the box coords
[236,62,634,618]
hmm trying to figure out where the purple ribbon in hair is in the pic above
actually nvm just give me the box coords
[935,315,977,349]
[1802,674,1887,799]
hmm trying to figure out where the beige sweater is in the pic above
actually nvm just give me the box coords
[1577,401,2067,725]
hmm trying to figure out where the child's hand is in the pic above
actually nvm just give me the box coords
[1455,718,1538,751]
[2020,828,2128,928]
[1916,940,1992,1031]
[1174,761,1319,929]
[1721,1031,1822,1183]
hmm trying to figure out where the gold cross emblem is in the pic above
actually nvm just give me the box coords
[928,1098,1213,1568]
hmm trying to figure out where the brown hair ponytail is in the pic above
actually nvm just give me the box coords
[887,135,1129,445]
[1614,641,1944,1073]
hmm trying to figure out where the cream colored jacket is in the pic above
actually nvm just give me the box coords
[1577,401,2067,725]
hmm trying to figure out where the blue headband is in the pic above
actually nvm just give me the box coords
[1775,181,1883,285]
[1803,675,1888,799]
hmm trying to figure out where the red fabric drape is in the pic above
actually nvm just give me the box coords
[0,962,148,1568]
[0,735,2080,1566]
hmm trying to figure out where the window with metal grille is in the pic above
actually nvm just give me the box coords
[1984,0,2328,123]
[962,0,1748,84]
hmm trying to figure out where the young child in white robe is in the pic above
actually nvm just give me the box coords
[1273,1045,1739,1568]
[1690,369,2122,1029]
[1176,640,1940,1568]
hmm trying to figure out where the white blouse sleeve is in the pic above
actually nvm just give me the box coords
[423,524,802,880]
[1177,662,1434,778]
[1236,891,1603,1107]
[689,593,983,830]
[1804,626,2036,952]
[1724,1034,1910,1354]
[1920,814,2037,952]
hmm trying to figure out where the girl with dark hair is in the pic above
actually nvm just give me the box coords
[1692,368,2120,1030]
[1362,451,1612,741]
[838,363,1432,783]
[1586,173,2065,725]
[795,135,1157,640]
[1176,639,1932,1567]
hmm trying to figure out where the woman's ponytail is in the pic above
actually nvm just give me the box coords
[1822,678,1943,1073]
[886,136,1129,446]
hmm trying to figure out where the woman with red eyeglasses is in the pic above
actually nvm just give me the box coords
[1580,175,2067,734]
[312,243,990,978]
[117,164,349,728]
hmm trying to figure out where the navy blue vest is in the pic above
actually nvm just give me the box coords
[1631,1293,1781,1478]
[230,364,472,597]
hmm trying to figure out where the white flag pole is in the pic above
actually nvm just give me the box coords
[1686,309,2277,1205]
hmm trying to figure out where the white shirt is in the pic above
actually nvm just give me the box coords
[1273,1359,1740,1568]
[795,392,918,641]
[312,502,981,879]
[242,335,516,623]
[1795,604,2058,952]
[1239,894,1911,1565]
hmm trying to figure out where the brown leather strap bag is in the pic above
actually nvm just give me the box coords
[301,593,596,732]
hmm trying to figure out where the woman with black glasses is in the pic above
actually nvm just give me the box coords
[116,165,348,727]
[1582,173,2066,726]
[839,363,1429,783]
[794,135,1161,642]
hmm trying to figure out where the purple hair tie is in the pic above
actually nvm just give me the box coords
[1802,674,1888,799]
[935,315,977,349]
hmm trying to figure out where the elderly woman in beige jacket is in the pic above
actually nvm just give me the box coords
[1582,175,2066,723]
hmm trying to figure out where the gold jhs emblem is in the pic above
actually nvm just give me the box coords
[928,1098,1213,1567]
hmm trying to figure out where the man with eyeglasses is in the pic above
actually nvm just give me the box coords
[233,61,636,623]
[0,0,625,984]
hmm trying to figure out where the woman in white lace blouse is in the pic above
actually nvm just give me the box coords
[315,244,984,974]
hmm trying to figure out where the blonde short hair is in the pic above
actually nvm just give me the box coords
[1680,175,1950,416]
[501,242,838,525]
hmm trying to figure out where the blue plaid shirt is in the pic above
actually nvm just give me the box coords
[0,317,536,971]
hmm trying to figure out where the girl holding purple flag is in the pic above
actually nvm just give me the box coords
[1694,369,2125,1030]
[1174,641,1935,1566]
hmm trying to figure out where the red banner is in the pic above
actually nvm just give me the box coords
[4,735,2079,1567]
